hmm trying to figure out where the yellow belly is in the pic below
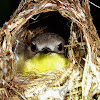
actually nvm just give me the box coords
[17,53,68,75]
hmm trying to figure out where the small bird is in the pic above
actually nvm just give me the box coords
[15,32,67,75]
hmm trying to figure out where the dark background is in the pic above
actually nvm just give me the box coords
[0,0,100,36]
[0,0,20,26]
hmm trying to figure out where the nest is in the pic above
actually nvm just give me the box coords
[0,0,100,99]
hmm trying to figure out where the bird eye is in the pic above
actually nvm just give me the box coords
[57,43,63,51]
[30,43,36,52]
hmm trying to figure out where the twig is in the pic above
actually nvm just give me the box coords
[89,1,100,9]
[64,42,86,48]
[2,79,27,100]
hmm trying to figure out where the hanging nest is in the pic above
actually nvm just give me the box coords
[0,0,100,100]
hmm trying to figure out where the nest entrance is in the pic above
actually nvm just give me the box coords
[16,11,85,64]
[21,11,70,42]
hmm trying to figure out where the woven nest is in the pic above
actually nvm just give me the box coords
[0,0,100,100]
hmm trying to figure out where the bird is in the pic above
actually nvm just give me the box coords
[14,32,68,75]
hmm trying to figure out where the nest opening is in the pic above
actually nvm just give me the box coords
[24,11,70,42]
[13,11,71,59]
